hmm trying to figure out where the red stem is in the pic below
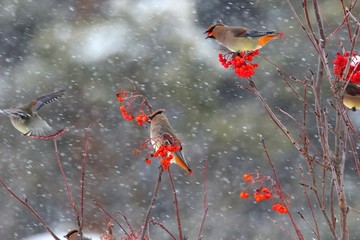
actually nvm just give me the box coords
[93,199,131,239]
[0,177,60,240]
[114,211,135,237]
[53,139,80,225]
[79,127,92,235]
[149,220,177,240]
[167,167,183,240]
[197,158,208,240]
[300,167,320,238]
[261,138,304,240]
[140,168,163,240]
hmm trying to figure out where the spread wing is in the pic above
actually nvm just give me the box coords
[0,109,30,119]
[25,116,66,139]
[34,89,65,112]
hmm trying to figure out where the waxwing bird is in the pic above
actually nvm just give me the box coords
[0,90,66,139]
[204,22,283,52]
[148,109,192,175]
[64,229,91,240]
[343,83,360,111]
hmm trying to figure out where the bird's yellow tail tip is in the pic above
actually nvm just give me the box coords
[258,33,283,47]
[174,154,193,175]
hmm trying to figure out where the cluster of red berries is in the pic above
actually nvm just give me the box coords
[218,50,259,78]
[148,144,181,170]
[239,172,289,214]
[239,192,249,198]
[119,106,149,125]
[333,52,360,83]
[119,105,134,121]
[239,187,271,202]
[272,203,288,214]
[135,113,148,126]
[116,88,183,171]
[253,188,272,202]
[116,89,150,126]
[243,173,252,182]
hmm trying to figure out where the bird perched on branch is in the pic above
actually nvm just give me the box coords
[343,82,360,111]
[0,90,66,139]
[205,22,283,52]
[148,109,192,175]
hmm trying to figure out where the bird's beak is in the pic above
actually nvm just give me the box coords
[204,31,213,39]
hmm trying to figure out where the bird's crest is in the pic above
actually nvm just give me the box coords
[204,22,224,34]
[148,109,165,120]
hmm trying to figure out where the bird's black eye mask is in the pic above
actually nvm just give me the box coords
[148,109,165,120]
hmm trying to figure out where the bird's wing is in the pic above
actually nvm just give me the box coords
[235,29,276,38]
[150,115,192,174]
[25,116,66,139]
[34,89,65,112]
[0,109,30,119]
[162,130,192,174]
[159,122,182,148]
[162,131,184,151]
[228,27,248,37]
[345,83,360,96]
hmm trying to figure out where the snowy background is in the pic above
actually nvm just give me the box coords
[0,0,359,239]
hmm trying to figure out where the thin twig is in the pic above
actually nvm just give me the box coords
[305,149,337,238]
[114,211,135,236]
[197,158,208,240]
[275,106,302,127]
[330,179,336,230]
[303,0,320,52]
[299,166,320,239]
[0,177,60,240]
[149,220,177,240]
[79,126,92,235]
[275,68,316,115]
[349,206,360,214]
[340,15,360,85]
[346,6,360,25]
[53,139,80,225]
[260,137,304,240]
[92,199,131,238]
[327,4,351,41]
[243,79,303,153]
[296,211,319,239]
[341,1,352,39]
[140,168,164,240]
[285,0,319,53]
[167,167,183,240]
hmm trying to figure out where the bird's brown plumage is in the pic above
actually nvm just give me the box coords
[205,23,281,52]
[0,90,66,139]
[343,83,360,111]
[149,109,192,174]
